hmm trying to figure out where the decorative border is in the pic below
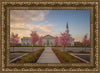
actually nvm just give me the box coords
[1,2,98,71]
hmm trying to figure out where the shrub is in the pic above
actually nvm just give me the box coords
[67,50,73,52]
[15,48,44,63]
[10,51,28,53]
[52,48,80,63]
[79,51,86,53]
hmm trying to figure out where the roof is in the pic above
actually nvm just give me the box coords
[21,35,55,39]
[43,35,54,37]
[42,35,54,39]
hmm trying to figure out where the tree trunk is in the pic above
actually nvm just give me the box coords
[63,46,65,52]
[85,47,86,52]
[56,45,58,49]
[32,45,34,51]
[32,46,33,51]
[82,46,84,51]
[13,46,14,52]
[82,48,83,51]
[83,45,85,51]
[33,46,34,51]
[85,46,86,52]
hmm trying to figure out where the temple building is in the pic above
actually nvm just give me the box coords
[21,19,74,46]
[21,35,55,46]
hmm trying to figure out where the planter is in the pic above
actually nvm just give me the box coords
[11,48,44,63]
[52,48,85,63]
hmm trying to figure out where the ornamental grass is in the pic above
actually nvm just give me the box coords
[15,48,44,63]
[52,48,81,63]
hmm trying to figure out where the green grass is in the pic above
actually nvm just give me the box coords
[13,48,44,63]
[10,46,45,48]
[10,46,90,48]
[52,46,90,48]
[67,50,73,52]
[79,51,87,53]
[52,48,81,63]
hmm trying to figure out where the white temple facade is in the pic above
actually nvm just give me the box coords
[21,19,74,46]
[42,35,55,46]
[21,35,54,46]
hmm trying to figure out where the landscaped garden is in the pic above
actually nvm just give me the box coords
[52,48,85,63]
[10,30,90,63]
[12,48,44,63]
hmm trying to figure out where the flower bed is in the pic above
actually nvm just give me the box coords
[12,48,44,63]
[52,48,84,63]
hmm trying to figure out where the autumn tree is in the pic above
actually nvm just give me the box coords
[38,37,42,46]
[54,36,59,47]
[10,33,19,52]
[83,34,90,51]
[30,31,39,50]
[60,32,70,51]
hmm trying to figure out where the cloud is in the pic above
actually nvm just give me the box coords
[10,10,58,42]
[10,22,57,38]
[10,10,49,24]
[36,24,54,33]
[36,24,57,36]
[11,27,29,30]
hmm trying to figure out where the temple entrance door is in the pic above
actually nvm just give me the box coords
[47,40,49,46]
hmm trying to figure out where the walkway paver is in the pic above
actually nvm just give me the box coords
[37,47,60,63]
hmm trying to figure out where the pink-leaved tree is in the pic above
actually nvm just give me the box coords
[38,37,42,46]
[30,31,39,50]
[60,32,70,51]
[54,36,59,47]
[10,33,19,52]
[83,34,90,51]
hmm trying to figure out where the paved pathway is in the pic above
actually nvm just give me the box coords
[37,47,60,63]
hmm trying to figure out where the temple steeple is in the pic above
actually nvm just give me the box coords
[65,19,69,34]
[66,19,68,29]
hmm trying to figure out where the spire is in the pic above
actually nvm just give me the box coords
[66,19,68,29]
[65,18,69,34]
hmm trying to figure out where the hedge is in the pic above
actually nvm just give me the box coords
[52,48,81,63]
[13,48,44,63]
